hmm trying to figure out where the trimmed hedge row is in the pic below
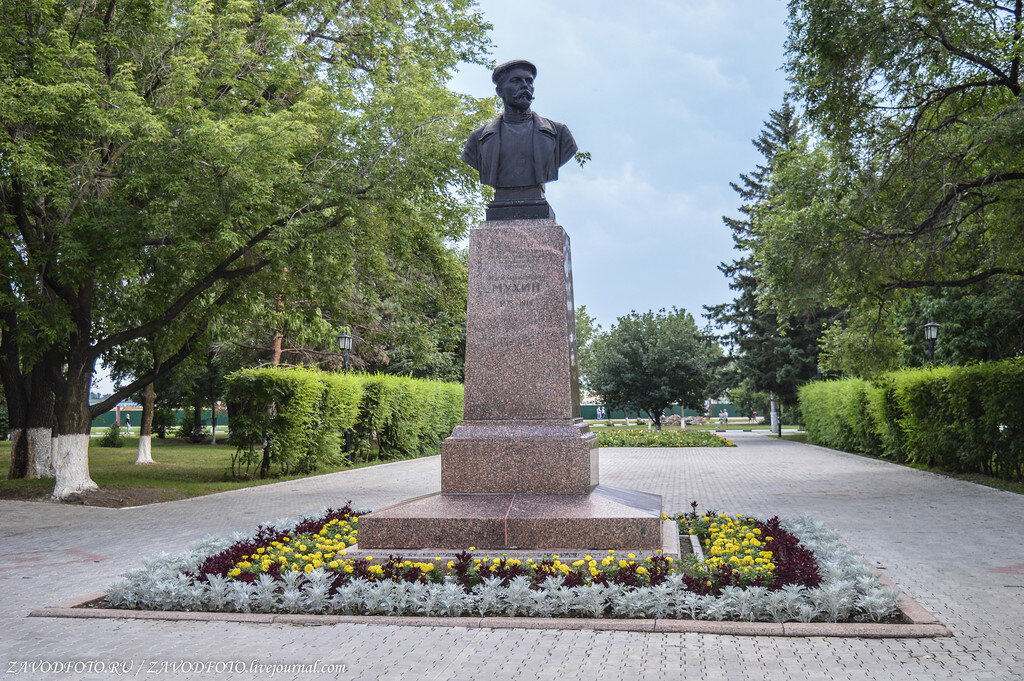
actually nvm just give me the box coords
[224,368,463,477]
[798,359,1024,481]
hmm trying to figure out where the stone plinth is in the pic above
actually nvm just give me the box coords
[357,218,662,551]
[441,421,597,494]
[357,485,664,550]
[462,219,581,422]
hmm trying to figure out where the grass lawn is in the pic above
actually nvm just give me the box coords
[0,437,401,507]
[781,433,1024,496]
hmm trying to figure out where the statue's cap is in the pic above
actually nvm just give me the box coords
[492,59,537,84]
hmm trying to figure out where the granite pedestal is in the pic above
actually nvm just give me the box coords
[358,218,663,550]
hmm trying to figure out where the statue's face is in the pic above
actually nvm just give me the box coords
[497,67,534,111]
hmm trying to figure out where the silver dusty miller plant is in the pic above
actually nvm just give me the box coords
[105,509,901,623]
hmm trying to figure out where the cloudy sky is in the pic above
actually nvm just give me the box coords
[450,0,791,332]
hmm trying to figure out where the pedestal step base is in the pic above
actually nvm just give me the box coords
[357,485,664,550]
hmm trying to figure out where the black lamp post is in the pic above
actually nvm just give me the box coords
[337,332,353,372]
[337,331,354,452]
[923,321,940,361]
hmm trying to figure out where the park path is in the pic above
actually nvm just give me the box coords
[1,431,1022,681]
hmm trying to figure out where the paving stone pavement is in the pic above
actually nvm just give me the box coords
[2,431,1022,680]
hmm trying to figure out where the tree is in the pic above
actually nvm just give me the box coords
[574,304,601,400]
[898,276,1024,367]
[0,0,492,497]
[589,308,718,430]
[754,1,1024,367]
[706,103,833,405]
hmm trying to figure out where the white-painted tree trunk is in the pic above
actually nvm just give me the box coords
[27,427,53,478]
[770,394,780,436]
[135,435,154,464]
[51,435,58,469]
[51,434,98,499]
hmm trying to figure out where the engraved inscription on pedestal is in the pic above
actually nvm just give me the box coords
[463,221,580,422]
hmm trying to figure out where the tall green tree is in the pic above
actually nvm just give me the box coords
[574,304,601,400]
[589,308,718,430]
[754,1,1024,369]
[0,0,492,497]
[706,104,832,405]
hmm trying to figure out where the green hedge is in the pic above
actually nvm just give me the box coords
[798,359,1024,481]
[224,367,462,477]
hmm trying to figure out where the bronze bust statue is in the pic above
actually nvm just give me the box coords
[463,60,578,219]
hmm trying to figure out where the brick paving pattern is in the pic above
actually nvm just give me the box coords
[1,431,1022,680]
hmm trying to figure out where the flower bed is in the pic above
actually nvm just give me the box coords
[596,429,735,447]
[105,504,901,622]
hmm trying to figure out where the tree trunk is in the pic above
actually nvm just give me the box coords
[7,428,27,479]
[770,393,780,437]
[25,363,55,478]
[650,411,662,431]
[210,400,217,445]
[2,373,28,480]
[135,382,156,465]
[27,428,53,477]
[52,356,98,500]
[271,331,283,366]
[191,394,203,442]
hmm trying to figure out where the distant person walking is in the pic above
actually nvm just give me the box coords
[124,413,131,435]
[721,410,729,427]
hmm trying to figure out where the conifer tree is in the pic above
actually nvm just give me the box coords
[705,103,832,407]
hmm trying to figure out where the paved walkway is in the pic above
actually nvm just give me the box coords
[1,432,1022,680]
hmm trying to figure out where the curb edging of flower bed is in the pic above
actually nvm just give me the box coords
[28,590,951,638]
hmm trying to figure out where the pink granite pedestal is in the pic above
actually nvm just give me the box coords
[358,219,663,550]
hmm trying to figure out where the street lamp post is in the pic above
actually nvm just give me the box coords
[337,332,354,452]
[337,332,353,371]
[923,321,941,361]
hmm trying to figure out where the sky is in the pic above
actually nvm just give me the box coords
[449,0,791,333]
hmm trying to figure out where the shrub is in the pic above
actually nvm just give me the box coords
[98,423,126,448]
[798,379,876,455]
[152,407,177,438]
[352,374,464,462]
[798,359,1024,481]
[224,368,463,477]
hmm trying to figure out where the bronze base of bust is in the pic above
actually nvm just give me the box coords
[486,185,555,221]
